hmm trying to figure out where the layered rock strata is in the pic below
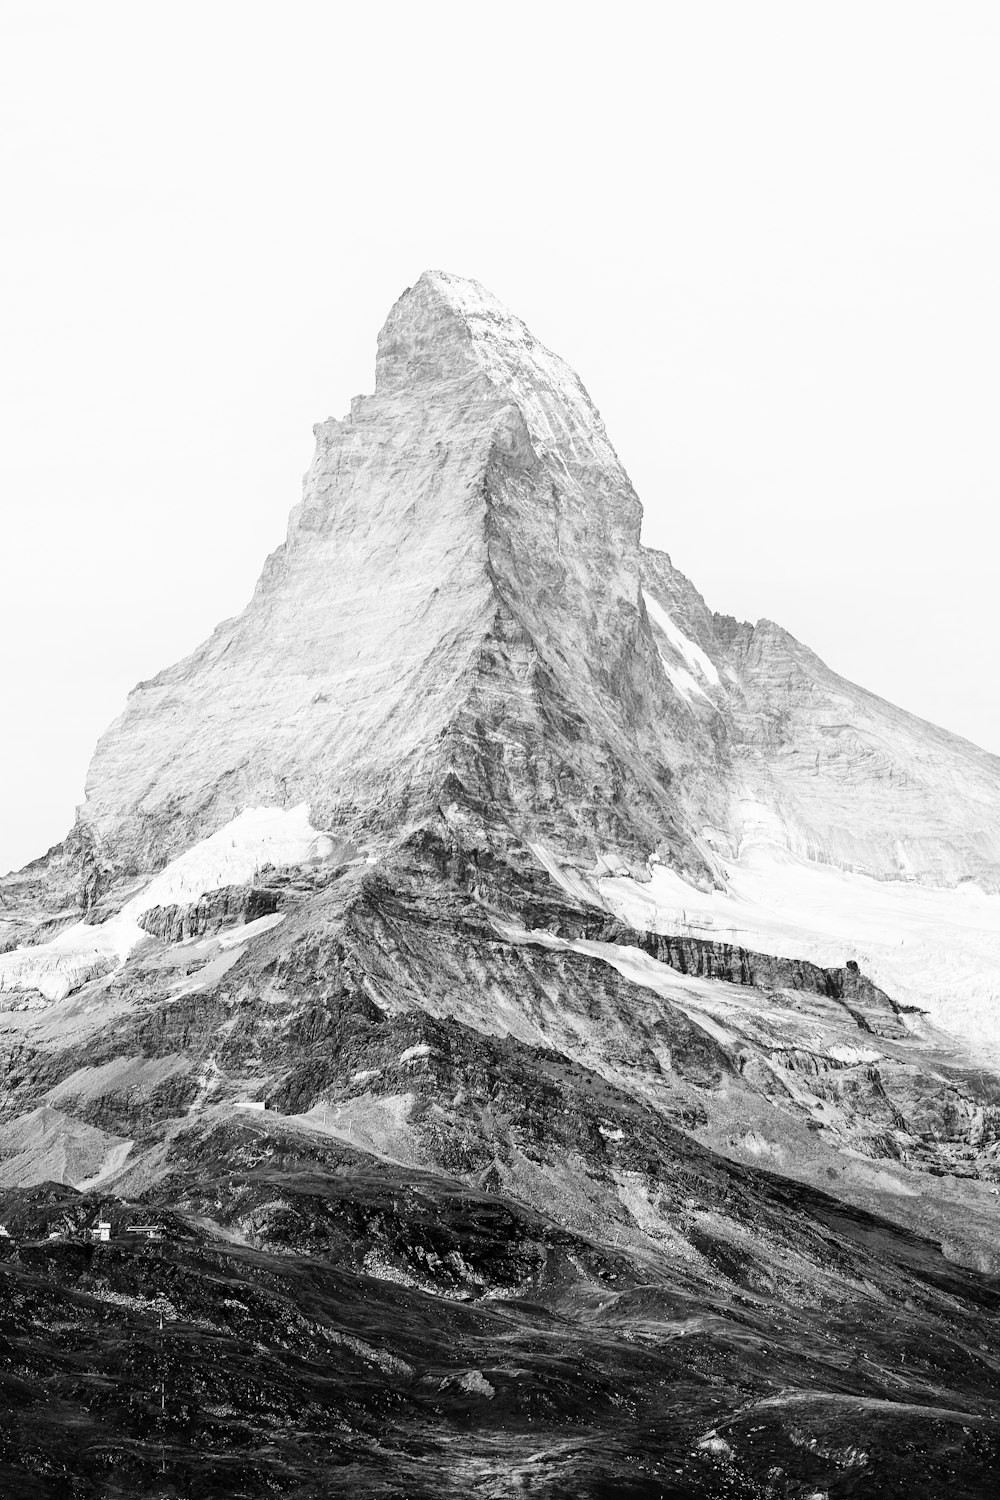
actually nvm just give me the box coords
[1,272,1000,1496]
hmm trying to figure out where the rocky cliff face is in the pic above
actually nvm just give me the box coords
[69,270,1000,915]
[638,542,1000,891]
[717,611,1000,887]
[80,273,727,892]
[2,272,1000,1497]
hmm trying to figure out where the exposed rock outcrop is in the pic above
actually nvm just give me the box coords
[1,273,1000,1496]
[137,884,282,943]
[79,274,727,889]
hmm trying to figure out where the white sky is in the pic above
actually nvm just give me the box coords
[2,1,998,875]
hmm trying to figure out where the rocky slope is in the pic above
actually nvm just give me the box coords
[78,273,725,889]
[62,272,1000,1061]
[2,272,1000,1498]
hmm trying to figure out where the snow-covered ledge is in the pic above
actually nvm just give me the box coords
[0,804,330,1003]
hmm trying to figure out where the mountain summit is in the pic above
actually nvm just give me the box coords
[81,269,712,884]
[75,273,1000,888]
[2,274,1000,1496]
[54,270,1000,1051]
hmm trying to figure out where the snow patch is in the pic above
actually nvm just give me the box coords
[399,1044,432,1063]
[526,817,1000,1064]
[0,805,323,1004]
[827,1044,882,1066]
[216,912,286,949]
[492,918,742,1047]
[659,657,709,704]
[737,1131,788,1165]
[125,805,325,916]
[527,844,601,907]
[593,843,1000,1065]
[642,591,720,685]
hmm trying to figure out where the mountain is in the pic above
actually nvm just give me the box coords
[1,272,999,1499]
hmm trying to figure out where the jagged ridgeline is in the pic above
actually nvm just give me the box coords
[2,272,1000,1498]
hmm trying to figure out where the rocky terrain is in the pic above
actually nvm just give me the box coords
[2,272,1000,1497]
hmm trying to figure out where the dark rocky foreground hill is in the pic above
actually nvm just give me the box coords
[2,273,1000,1498]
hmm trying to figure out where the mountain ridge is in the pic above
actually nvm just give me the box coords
[5,269,1000,1046]
[8,269,999,901]
[1,270,999,1497]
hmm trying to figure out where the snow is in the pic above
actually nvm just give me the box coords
[123,805,324,917]
[491,915,742,1043]
[642,591,720,686]
[0,805,324,1004]
[527,843,602,907]
[572,936,724,1007]
[827,1044,882,1065]
[659,658,709,704]
[216,912,285,949]
[593,837,1000,1065]
[522,825,1000,1063]
[0,921,126,1003]
[399,1044,432,1063]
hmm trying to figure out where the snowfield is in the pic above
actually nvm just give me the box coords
[0,805,328,1003]
[529,787,1000,1067]
[588,841,1000,1065]
[657,656,710,705]
[642,590,720,686]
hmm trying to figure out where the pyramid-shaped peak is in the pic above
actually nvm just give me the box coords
[419,268,527,324]
[384,269,537,355]
[375,270,614,462]
[62,267,647,889]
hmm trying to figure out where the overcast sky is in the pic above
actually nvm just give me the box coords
[2,2,998,874]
